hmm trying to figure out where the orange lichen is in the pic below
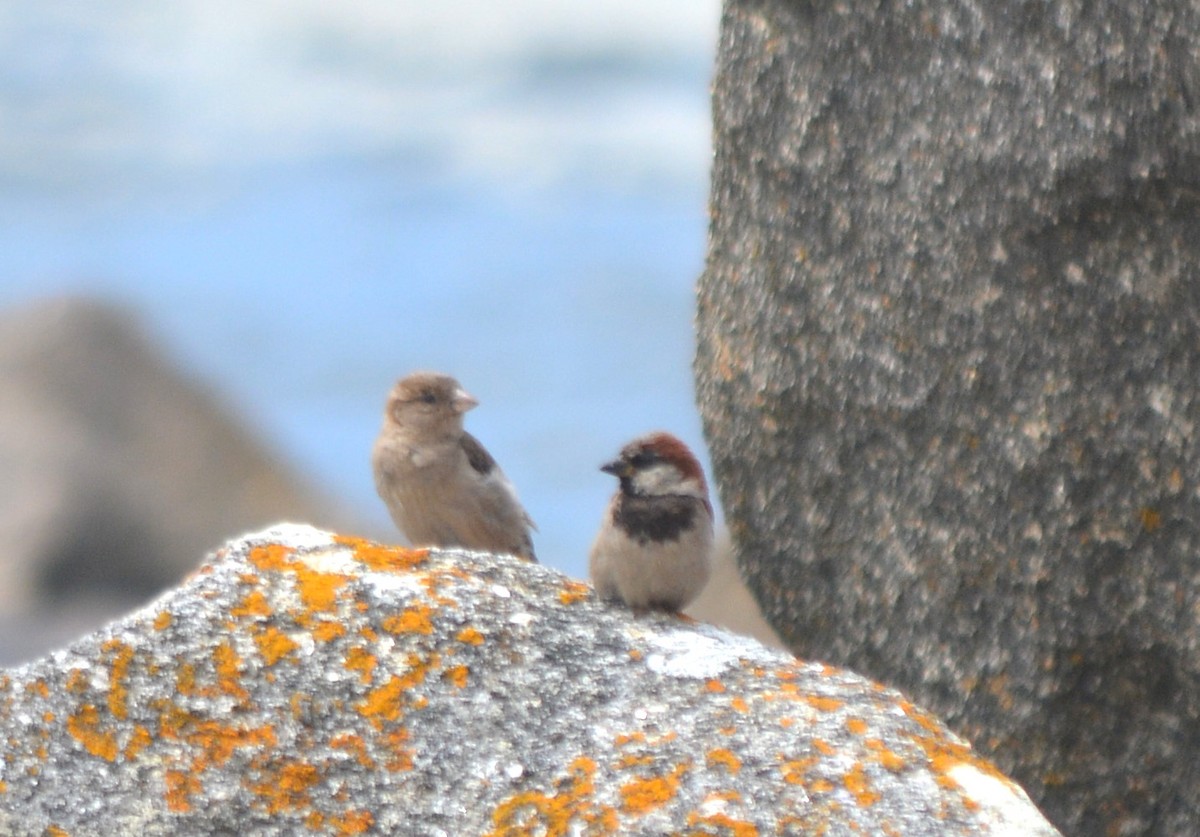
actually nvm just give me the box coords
[845,717,868,736]
[311,619,347,642]
[66,704,117,762]
[729,697,749,713]
[685,811,758,837]
[902,701,1012,787]
[250,760,322,814]
[706,748,742,774]
[812,739,835,756]
[456,627,485,646]
[44,826,69,837]
[619,753,655,769]
[488,756,615,836]
[165,768,199,812]
[444,665,470,689]
[330,733,375,769]
[383,727,415,772]
[843,763,880,807]
[780,757,817,785]
[866,739,907,773]
[936,771,961,793]
[899,700,944,736]
[186,721,277,770]
[156,702,194,741]
[231,590,273,619]
[213,643,249,701]
[26,679,50,699]
[153,611,172,631]
[65,668,90,694]
[358,679,404,722]
[382,603,436,636]
[176,663,197,696]
[705,679,726,693]
[254,626,299,666]
[293,563,351,613]
[335,535,430,573]
[807,695,845,713]
[329,810,375,836]
[124,725,153,761]
[344,646,378,685]
[619,762,690,815]
[558,580,591,605]
[249,543,296,572]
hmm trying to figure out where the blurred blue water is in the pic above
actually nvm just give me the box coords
[0,3,720,579]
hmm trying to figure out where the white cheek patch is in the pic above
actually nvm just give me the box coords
[631,463,678,494]
[631,464,704,499]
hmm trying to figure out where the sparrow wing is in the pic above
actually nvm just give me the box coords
[460,430,498,476]
[460,432,539,532]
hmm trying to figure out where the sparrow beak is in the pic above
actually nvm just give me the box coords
[600,458,630,477]
[452,388,479,414]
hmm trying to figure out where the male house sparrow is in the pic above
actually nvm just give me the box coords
[372,372,537,562]
[589,432,714,612]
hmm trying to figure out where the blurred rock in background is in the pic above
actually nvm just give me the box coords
[0,297,354,664]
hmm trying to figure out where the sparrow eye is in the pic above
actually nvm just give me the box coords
[417,391,438,405]
[629,450,658,469]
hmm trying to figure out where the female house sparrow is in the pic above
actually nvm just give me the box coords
[371,372,537,562]
[589,432,714,612]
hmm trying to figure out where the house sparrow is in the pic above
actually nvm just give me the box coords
[371,372,537,562]
[589,432,714,612]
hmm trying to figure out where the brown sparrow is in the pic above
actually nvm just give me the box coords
[589,432,714,611]
[371,372,537,562]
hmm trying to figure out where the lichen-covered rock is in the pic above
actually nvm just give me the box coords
[696,2,1200,834]
[0,525,1058,835]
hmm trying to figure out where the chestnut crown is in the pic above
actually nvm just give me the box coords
[601,431,709,501]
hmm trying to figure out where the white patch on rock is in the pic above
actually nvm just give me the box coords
[697,794,730,818]
[362,571,426,597]
[644,626,781,680]
[300,546,359,576]
[250,523,334,551]
[291,632,316,658]
[949,763,1055,834]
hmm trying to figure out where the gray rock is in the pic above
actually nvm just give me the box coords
[696,2,1200,834]
[0,297,351,663]
[0,525,1059,835]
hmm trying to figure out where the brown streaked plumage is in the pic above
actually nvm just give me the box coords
[371,372,536,562]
